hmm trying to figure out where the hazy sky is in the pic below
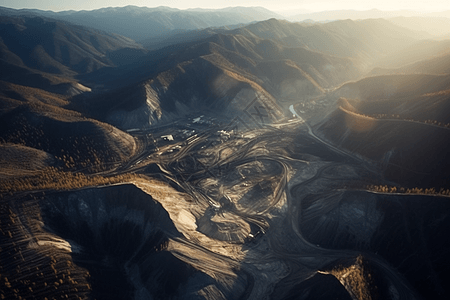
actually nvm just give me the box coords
[0,0,448,12]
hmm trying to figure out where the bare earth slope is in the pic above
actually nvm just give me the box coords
[1,10,450,300]
[317,74,450,188]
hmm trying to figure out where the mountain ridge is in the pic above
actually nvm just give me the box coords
[0,5,284,42]
[1,5,450,300]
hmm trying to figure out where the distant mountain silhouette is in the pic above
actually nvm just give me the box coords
[0,6,283,42]
[0,14,442,131]
[232,18,429,61]
[288,9,421,22]
[0,16,145,75]
[372,39,450,71]
[76,17,428,90]
[371,52,450,76]
[422,10,450,19]
[388,16,450,37]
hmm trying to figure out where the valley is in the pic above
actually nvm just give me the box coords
[1,4,450,300]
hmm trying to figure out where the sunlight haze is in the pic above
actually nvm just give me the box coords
[0,0,448,12]
[2,0,450,299]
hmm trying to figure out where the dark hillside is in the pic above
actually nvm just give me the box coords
[316,106,450,188]
[0,60,91,96]
[334,74,450,101]
[320,74,450,188]
[0,80,69,111]
[0,143,56,177]
[333,74,450,125]
[337,90,450,126]
[0,16,145,75]
[0,85,136,172]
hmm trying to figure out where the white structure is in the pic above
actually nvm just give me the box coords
[161,135,174,141]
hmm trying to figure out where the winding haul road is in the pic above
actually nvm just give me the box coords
[1,108,432,300]
[104,107,422,299]
[116,111,419,299]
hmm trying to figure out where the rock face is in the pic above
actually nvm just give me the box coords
[2,6,450,300]
[101,58,286,129]
[39,184,194,300]
[1,184,250,300]
[298,190,450,300]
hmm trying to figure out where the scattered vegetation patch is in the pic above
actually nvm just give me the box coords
[366,185,450,196]
[327,256,375,300]
[0,167,147,197]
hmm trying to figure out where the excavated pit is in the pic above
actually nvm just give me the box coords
[39,184,201,300]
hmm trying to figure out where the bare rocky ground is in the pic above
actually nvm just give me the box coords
[1,11,450,300]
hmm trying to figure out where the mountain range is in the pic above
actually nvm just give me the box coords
[0,5,283,42]
[288,8,422,22]
[1,5,450,300]
[1,8,448,130]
